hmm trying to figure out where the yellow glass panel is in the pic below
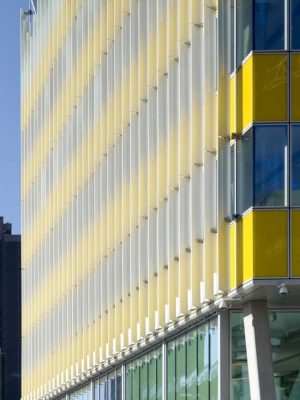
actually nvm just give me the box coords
[243,210,288,279]
[253,54,288,122]
[292,210,300,276]
[236,67,243,133]
[292,53,300,121]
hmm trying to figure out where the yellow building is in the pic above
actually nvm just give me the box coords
[21,0,300,399]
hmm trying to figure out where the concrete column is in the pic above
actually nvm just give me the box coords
[218,310,230,400]
[243,301,276,400]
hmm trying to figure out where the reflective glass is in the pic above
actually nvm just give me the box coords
[231,311,300,400]
[176,337,186,398]
[149,353,157,400]
[254,125,287,207]
[210,319,219,400]
[186,331,197,398]
[100,378,107,400]
[237,0,253,66]
[156,350,163,400]
[254,0,285,50]
[292,0,300,49]
[108,373,115,400]
[125,367,132,400]
[167,343,176,400]
[198,323,209,397]
[231,312,250,400]
[237,130,253,215]
[231,144,236,218]
[116,370,122,400]
[140,358,148,400]
[132,362,140,399]
[292,126,300,206]
[94,380,100,400]
[230,0,235,73]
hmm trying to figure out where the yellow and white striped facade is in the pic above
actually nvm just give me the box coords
[21,0,231,398]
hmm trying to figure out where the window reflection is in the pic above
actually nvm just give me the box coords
[232,311,300,400]
[237,0,253,66]
[292,126,300,206]
[254,0,285,50]
[237,130,253,215]
[292,0,300,49]
[254,125,287,207]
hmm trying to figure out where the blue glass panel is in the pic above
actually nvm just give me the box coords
[254,0,285,50]
[116,370,122,400]
[254,125,287,207]
[237,0,253,66]
[292,126,300,206]
[292,0,300,49]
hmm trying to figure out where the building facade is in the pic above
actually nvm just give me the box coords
[0,217,21,400]
[21,0,300,399]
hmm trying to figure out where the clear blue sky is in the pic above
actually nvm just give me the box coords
[0,0,29,233]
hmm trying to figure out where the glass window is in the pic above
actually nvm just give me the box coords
[149,352,158,400]
[140,358,148,400]
[254,125,287,207]
[176,337,186,398]
[198,323,209,397]
[94,380,100,400]
[100,377,107,400]
[108,373,115,400]
[231,312,251,400]
[156,349,163,400]
[230,0,235,73]
[237,130,253,215]
[292,0,300,49]
[237,0,253,66]
[292,126,300,206]
[231,144,236,219]
[254,0,285,50]
[167,343,176,400]
[186,331,197,398]
[209,319,219,399]
[116,370,122,400]
[231,311,300,400]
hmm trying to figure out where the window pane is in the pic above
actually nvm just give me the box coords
[237,130,253,215]
[198,324,209,398]
[209,319,219,400]
[108,374,115,400]
[125,368,132,400]
[94,380,100,400]
[176,337,186,398]
[231,144,236,218]
[116,370,122,400]
[230,0,235,73]
[132,362,140,399]
[292,0,300,49]
[270,312,300,398]
[254,125,287,207]
[186,331,197,398]
[140,358,148,400]
[237,0,253,66]
[231,312,250,400]
[156,349,163,400]
[100,378,107,400]
[231,311,300,399]
[149,353,157,400]
[292,126,300,206]
[254,0,285,50]
[167,343,176,400]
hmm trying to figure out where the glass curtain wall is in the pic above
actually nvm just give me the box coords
[125,348,163,400]
[292,0,300,49]
[231,311,300,400]
[234,0,286,69]
[234,125,288,215]
[167,318,218,399]
[291,125,300,205]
